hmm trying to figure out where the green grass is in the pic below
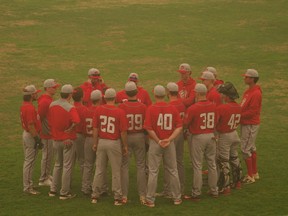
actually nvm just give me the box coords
[1,0,288,215]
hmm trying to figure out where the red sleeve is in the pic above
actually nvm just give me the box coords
[144,91,152,107]
[119,109,128,132]
[183,106,193,127]
[143,108,152,130]
[241,92,262,120]
[70,108,80,124]
[182,89,195,107]
[38,100,49,120]
[173,107,183,128]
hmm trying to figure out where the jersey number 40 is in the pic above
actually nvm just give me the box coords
[157,113,172,130]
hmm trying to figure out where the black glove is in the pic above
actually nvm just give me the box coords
[34,136,43,150]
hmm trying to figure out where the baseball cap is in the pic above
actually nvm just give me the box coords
[194,83,207,93]
[88,68,101,78]
[154,85,166,97]
[90,90,102,101]
[166,82,179,92]
[125,81,137,92]
[242,69,259,78]
[22,85,41,95]
[43,79,60,88]
[199,71,215,80]
[207,67,217,75]
[61,84,73,94]
[104,88,116,99]
[177,63,191,74]
[128,73,139,82]
[217,82,239,99]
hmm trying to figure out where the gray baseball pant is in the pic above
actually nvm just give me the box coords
[39,139,53,182]
[217,131,241,189]
[82,136,109,194]
[22,131,38,192]
[240,125,260,159]
[189,133,218,197]
[91,139,122,200]
[146,139,181,203]
[50,140,76,196]
[75,133,85,177]
[163,133,185,195]
[121,132,147,198]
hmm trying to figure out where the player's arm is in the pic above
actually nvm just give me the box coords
[146,129,161,144]
[120,130,128,156]
[64,108,80,133]
[92,127,99,151]
[241,93,261,119]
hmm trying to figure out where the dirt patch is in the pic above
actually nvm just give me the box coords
[262,44,288,53]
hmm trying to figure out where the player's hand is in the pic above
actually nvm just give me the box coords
[159,139,170,148]
[33,136,43,150]
[122,146,128,156]
[92,143,98,152]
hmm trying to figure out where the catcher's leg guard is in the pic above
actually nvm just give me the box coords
[230,156,242,186]
[217,156,230,191]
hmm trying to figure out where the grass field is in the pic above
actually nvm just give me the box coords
[1,0,288,215]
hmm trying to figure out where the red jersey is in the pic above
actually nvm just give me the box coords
[49,99,80,140]
[38,94,53,139]
[80,81,108,107]
[177,77,196,107]
[93,104,128,140]
[118,100,147,133]
[144,102,182,140]
[84,106,99,137]
[20,102,41,133]
[184,100,216,135]
[169,99,186,120]
[74,102,88,134]
[207,86,222,106]
[240,85,262,125]
[216,102,242,133]
[116,86,152,107]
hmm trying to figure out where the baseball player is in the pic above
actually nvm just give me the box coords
[216,82,242,194]
[240,69,262,184]
[91,88,128,206]
[72,87,88,180]
[119,81,147,204]
[158,82,186,198]
[82,90,108,195]
[143,85,183,208]
[200,71,222,106]
[116,73,152,107]
[20,85,42,195]
[48,84,80,200]
[80,68,108,107]
[184,83,218,200]
[206,66,224,88]
[38,79,60,187]
[176,63,197,107]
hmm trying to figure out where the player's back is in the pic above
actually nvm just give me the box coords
[169,99,186,119]
[119,101,147,133]
[216,102,241,133]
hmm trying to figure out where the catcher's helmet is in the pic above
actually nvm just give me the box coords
[217,82,239,100]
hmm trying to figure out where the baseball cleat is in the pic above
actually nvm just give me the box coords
[59,193,76,200]
[122,197,128,204]
[48,191,57,197]
[253,173,260,180]
[143,201,155,208]
[91,197,98,204]
[139,196,146,205]
[242,175,255,184]
[114,199,123,206]
[174,199,182,205]
[190,196,201,202]
[38,178,52,186]
[207,190,219,198]
[24,189,40,195]
[219,187,231,196]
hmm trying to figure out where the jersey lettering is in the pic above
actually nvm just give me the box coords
[86,118,93,135]
[100,115,115,133]
[157,113,172,130]
[127,114,143,130]
[228,114,241,129]
[200,112,215,129]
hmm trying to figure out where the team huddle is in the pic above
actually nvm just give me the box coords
[20,63,262,207]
